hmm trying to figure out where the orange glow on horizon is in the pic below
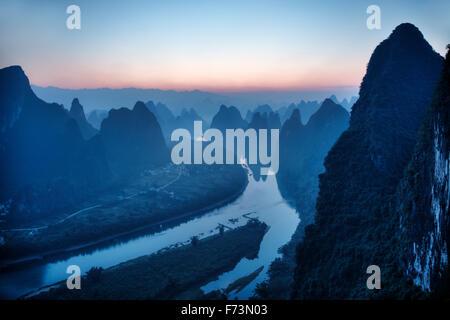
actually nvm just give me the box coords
[19,50,366,93]
[26,66,364,92]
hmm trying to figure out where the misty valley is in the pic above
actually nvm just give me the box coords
[0,62,344,299]
[0,21,449,301]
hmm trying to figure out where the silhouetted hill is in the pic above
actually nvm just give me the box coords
[247,111,280,130]
[87,109,108,129]
[146,101,176,141]
[279,100,323,124]
[278,109,305,178]
[146,101,176,126]
[69,98,98,139]
[210,105,247,133]
[329,94,358,111]
[267,111,281,129]
[306,99,349,146]
[245,104,281,128]
[280,108,303,144]
[248,112,268,130]
[292,23,444,299]
[145,101,207,142]
[278,99,349,217]
[100,101,169,176]
[31,86,227,121]
[0,66,110,221]
[297,100,321,123]
[32,85,358,123]
[175,108,205,137]
[255,104,273,114]
[278,103,298,124]
[245,111,280,181]
[245,104,274,123]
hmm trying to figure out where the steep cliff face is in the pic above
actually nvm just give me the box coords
[0,66,111,221]
[69,98,98,140]
[0,66,110,194]
[279,109,304,174]
[398,47,450,293]
[278,99,349,209]
[291,24,443,299]
[0,66,28,135]
[146,101,176,141]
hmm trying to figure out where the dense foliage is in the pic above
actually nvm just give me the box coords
[291,24,443,299]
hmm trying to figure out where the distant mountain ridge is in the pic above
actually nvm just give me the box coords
[245,104,274,123]
[248,111,281,130]
[31,85,358,123]
[278,96,357,125]
[210,105,247,133]
[31,86,226,121]
[278,98,349,213]
[100,101,169,176]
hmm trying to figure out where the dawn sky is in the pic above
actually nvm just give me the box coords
[0,0,448,92]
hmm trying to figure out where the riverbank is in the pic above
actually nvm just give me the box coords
[0,164,248,266]
[252,175,316,299]
[29,220,267,300]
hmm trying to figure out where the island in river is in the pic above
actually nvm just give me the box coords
[28,220,267,299]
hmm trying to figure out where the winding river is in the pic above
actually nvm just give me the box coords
[0,170,300,299]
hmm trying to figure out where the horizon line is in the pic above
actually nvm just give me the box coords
[30,83,360,94]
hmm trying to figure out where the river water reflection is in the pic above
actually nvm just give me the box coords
[0,171,299,299]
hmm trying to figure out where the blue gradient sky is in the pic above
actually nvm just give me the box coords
[0,0,448,92]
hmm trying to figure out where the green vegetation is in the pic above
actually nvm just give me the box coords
[31,221,267,300]
[0,164,248,262]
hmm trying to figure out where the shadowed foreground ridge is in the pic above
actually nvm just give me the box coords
[396,45,450,295]
[292,23,444,299]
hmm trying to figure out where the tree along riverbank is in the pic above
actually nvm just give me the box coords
[29,220,268,300]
